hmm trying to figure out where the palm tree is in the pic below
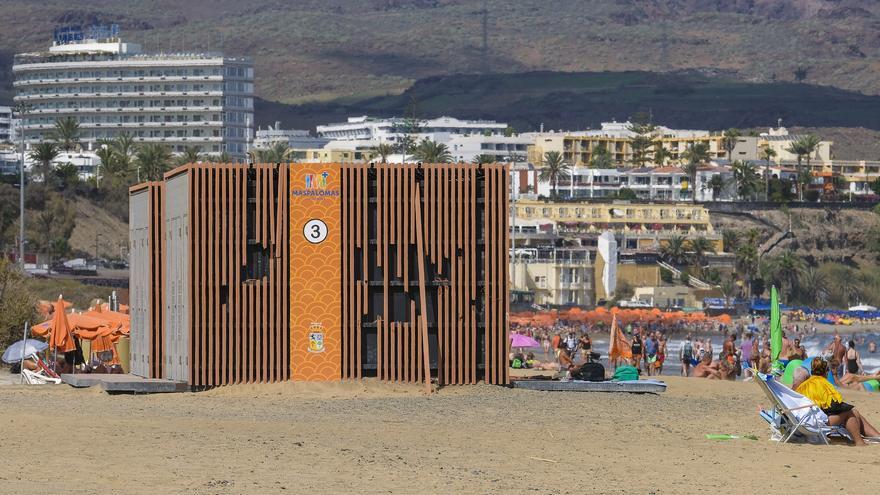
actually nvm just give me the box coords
[53,162,80,191]
[703,174,726,201]
[472,153,497,164]
[721,128,741,160]
[590,144,614,168]
[718,276,738,308]
[28,141,59,183]
[785,140,807,200]
[760,146,777,200]
[764,251,806,295]
[176,146,203,166]
[95,142,117,187]
[681,142,710,202]
[731,160,761,200]
[538,151,571,200]
[660,235,688,266]
[135,144,172,181]
[250,141,291,163]
[687,236,715,275]
[411,138,452,163]
[51,116,80,151]
[722,230,739,253]
[735,242,759,299]
[652,145,671,167]
[374,143,395,163]
[800,267,829,306]
[797,134,821,200]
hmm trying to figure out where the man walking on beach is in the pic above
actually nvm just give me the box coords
[740,332,754,380]
[645,332,658,377]
[680,335,694,377]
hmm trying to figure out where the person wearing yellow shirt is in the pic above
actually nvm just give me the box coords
[795,357,880,446]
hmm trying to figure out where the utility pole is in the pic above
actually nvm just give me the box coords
[95,232,102,263]
[14,103,31,268]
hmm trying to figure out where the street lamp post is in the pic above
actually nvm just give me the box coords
[14,103,31,268]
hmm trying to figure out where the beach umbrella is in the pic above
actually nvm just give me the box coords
[510,333,541,348]
[770,286,783,374]
[607,316,632,365]
[46,299,76,353]
[2,339,48,364]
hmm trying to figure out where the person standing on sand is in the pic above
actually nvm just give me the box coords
[680,335,694,376]
[740,332,754,379]
[657,334,667,375]
[644,332,658,377]
[631,331,644,373]
[825,334,846,380]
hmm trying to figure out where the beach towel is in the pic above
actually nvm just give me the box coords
[612,365,638,381]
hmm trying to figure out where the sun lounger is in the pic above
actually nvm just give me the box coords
[754,371,851,444]
[21,353,62,385]
[22,368,62,385]
[513,379,666,394]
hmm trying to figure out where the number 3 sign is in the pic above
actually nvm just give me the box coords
[303,219,328,244]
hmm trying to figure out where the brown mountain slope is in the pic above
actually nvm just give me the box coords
[3,0,880,105]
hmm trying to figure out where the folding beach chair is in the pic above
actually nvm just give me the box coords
[754,372,850,445]
[21,353,62,385]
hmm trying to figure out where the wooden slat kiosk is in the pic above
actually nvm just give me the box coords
[129,162,509,389]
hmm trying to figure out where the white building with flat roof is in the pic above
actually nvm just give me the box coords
[254,122,329,150]
[316,115,508,143]
[13,30,253,158]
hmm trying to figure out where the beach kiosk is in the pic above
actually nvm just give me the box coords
[129,162,510,388]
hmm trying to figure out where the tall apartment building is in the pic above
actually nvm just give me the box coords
[0,106,14,142]
[12,29,253,158]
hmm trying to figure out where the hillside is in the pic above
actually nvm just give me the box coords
[4,0,880,107]
[257,71,880,132]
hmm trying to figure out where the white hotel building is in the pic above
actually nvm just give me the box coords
[12,37,253,158]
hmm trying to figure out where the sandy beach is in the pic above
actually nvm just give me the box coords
[1,376,879,494]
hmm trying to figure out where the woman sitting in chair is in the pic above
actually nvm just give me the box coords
[796,357,880,446]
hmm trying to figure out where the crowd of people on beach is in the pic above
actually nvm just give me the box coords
[509,317,880,382]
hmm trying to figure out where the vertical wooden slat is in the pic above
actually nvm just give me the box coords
[483,164,491,384]
[235,166,243,384]
[381,166,389,381]
[262,165,270,382]
[403,165,410,292]
[341,166,348,379]
[221,166,229,385]
[267,166,276,382]
[412,181,432,393]
[502,164,510,385]
[394,165,402,278]
[470,167,477,384]
[450,166,458,385]
[202,166,210,387]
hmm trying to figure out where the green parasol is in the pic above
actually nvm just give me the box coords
[770,285,783,374]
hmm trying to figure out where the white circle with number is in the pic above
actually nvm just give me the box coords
[303,219,328,244]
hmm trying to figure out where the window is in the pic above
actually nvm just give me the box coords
[541,208,551,217]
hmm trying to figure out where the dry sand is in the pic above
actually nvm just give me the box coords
[1,376,879,494]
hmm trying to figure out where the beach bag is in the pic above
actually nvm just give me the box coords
[575,362,605,382]
[512,358,523,369]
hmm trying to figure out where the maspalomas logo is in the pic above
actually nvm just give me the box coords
[308,322,325,353]
[294,170,339,197]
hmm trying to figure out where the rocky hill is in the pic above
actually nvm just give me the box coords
[4,0,880,107]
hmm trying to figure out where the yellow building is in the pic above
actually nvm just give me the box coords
[513,200,723,252]
[509,248,593,306]
[527,126,726,167]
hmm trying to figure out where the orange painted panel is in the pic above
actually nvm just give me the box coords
[290,163,342,380]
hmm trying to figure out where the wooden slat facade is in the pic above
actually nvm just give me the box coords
[339,163,509,385]
[154,163,290,387]
[131,161,508,388]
